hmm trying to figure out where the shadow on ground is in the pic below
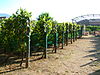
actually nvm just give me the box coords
[89,70,100,75]
[80,35,100,75]
[0,46,56,74]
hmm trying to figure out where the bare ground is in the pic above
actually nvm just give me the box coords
[0,35,100,75]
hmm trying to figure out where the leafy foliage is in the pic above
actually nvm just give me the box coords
[31,13,53,48]
[86,26,100,31]
[0,8,82,53]
[0,8,32,53]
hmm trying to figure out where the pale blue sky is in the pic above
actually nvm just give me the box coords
[0,0,100,22]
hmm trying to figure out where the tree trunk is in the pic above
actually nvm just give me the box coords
[66,31,68,46]
[71,32,73,44]
[20,51,24,67]
[62,31,64,49]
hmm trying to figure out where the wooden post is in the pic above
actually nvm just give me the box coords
[79,26,83,38]
[69,24,73,44]
[62,31,64,49]
[44,32,47,58]
[54,32,58,53]
[61,23,64,49]
[75,29,77,41]
[26,19,30,68]
[66,23,69,46]
[26,52,28,68]
[80,26,83,38]
[71,31,73,44]
[73,25,75,42]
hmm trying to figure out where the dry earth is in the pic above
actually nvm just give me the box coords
[0,35,100,75]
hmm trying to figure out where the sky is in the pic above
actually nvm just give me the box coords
[0,0,100,22]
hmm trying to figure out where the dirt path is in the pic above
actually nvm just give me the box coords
[1,35,100,75]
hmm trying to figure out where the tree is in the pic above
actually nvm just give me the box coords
[33,12,53,58]
[0,8,32,67]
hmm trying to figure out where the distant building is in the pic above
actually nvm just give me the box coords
[77,19,100,26]
[89,19,100,26]
[0,13,10,20]
[0,16,6,19]
[73,14,100,26]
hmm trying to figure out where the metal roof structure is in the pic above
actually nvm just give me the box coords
[72,14,100,26]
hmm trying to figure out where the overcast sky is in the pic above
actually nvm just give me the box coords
[0,0,100,22]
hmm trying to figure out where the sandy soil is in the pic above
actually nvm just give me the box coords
[0,35,100,75]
